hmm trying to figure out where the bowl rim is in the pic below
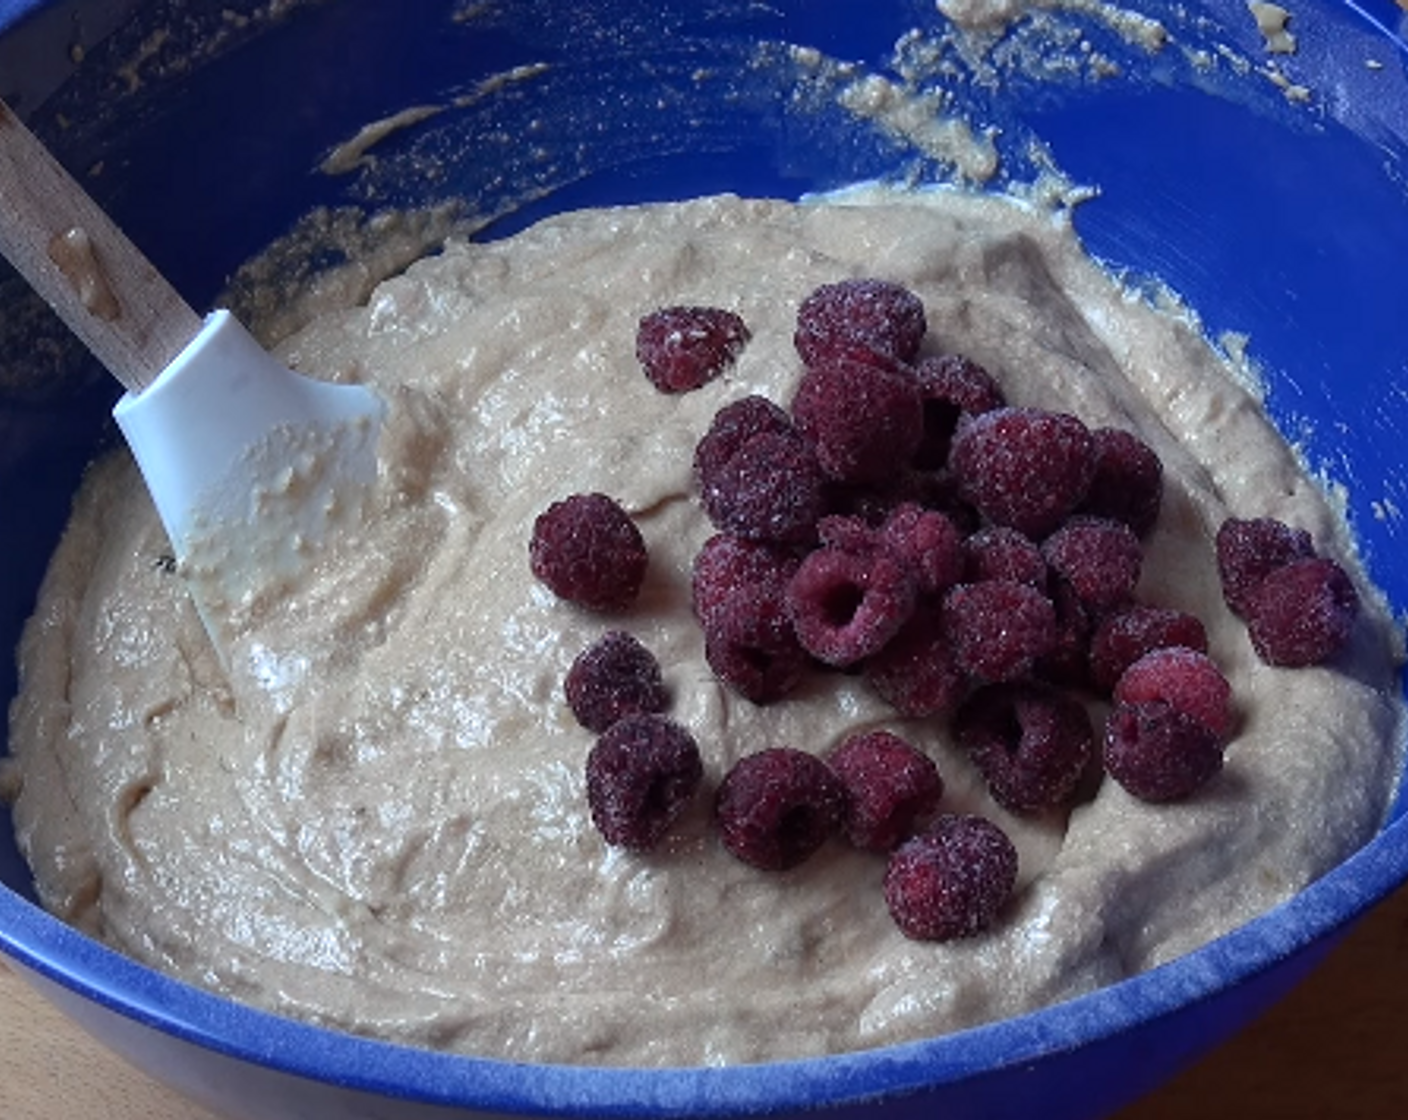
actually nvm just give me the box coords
[2,808,1406,1117]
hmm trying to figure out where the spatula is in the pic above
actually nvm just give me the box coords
[0,98,384,646]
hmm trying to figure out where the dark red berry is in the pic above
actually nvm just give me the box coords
[1036,578,1096,691]
[529,492,648,611]
[691,533,800,628]
[883,814,1018,941]
[694,395,797,488]
[942,580,1058,683]
[1104,701,1225,802]
[1246,557,1359,667]
[715,747,847,870]
[955,681,1095,814]
[864,609,968,718]
[880,503,965,597]
[786,544,918,667]
[636,306,750,393]
[794,278,927,369]
[564,631,668,733]
[700,431,827,544]
[1114,647,1233,741]
[1089,606,1209,694]
[949,407,1096,538]
[817,512,885,555]
[1214,517,1316,617]
[829,730,944,851]
[791,359,924,484]
[911,354,1006,469]
[703,585,810,704]
[586,714,704,850]
[1041,516,1143,615]
[962,525,1048,589]
[1079,428,1164,537]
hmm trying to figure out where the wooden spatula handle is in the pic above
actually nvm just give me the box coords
[0,99,202,394]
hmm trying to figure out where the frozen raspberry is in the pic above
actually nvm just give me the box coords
[962,526,1048,589]
[1036,578,1096,691]
[564,631,668,733]
[529,492,648,611]
[942,580,1058,683]
[586,714,704,850]
[1078,428,1164,537]
[949,407,1096,538]
[1041,517,1143,615]
[1089,606,1209,694]
[791,358,925,484]
[691,533,801,628]
[636,306,750,393]
[864,609,968,718]
[816,511,885,554]
[880,503,965,597]
[1246,557,1359,668]
[883,814,1018,941]
[829,730,944,851]
[794,278,927,369]
[1114,647,1234,741]
[1215,517,1316,617]
[703,585,810,704]
[786,544,918,667]
[694,395,797,487]
[701,431,827,544]
[715,747,847,870]
[955,682,1094,814]
[912,354,1007,469]
[1104,701,1225,803]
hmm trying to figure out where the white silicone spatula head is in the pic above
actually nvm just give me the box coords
[0,99,383,646]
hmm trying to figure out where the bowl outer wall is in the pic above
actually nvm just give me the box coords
[1,0,1407,1117]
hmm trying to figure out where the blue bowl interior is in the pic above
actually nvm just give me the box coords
[1,0,1407,1116]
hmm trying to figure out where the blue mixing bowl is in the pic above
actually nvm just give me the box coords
[1,2,1406,1117]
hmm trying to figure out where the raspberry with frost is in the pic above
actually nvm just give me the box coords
[565,631,668,733]
[864,610,968,718]
[636,306,750,393]
[1078,427,1164,537]
[1246,557,1359,667]
[529,492,648,611]
[1214,516,1316,617]
[883,814,1018,941]
[955,681,1094,814]
[1114,646,1234,741]
[962,525,1048,589]
[828,730,944,852]
[912,354,1007,469]
[703,585,810,704]
[949,407,1096,539]
[715,747,848,870]
[1089,605,1209,694]
[786,543,918,667]
[694,395,797,487]
[880,503,965,597]
[791,358,925,484]
[1041,516,1143,615]
[1104,700,1226,803]
[701,431,827,544]
[942,579,1058,683]
[586,714,704,850]
[794,277,927,369]
[691,533,800,628]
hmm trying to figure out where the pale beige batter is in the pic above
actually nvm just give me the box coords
[6,189,1402,1066]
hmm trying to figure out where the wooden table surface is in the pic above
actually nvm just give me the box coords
[2,879,1407,1119]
